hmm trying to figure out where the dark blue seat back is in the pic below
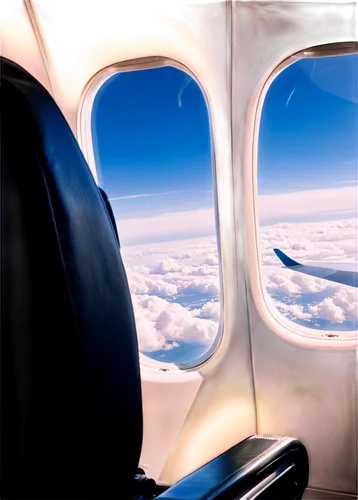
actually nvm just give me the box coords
[1,57,143,499]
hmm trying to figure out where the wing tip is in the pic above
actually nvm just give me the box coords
[273,248,301,268]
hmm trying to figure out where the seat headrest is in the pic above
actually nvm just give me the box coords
[1,57,142,499]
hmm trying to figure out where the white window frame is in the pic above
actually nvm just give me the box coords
[77,56,224,370]
[247,42,358,347]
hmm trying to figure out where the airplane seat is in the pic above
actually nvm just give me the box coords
[1,56,142,500]
[98,186,120,244]
[1,56,309,500]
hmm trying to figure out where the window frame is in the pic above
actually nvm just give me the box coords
[247,42,358,347]
[78,56,224,370]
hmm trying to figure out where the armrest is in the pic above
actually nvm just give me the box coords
[157,435,309,500]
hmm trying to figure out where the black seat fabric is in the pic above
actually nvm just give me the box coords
[1,57,142,499]
[99,186,120,245]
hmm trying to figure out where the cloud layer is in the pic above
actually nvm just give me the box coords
[261,218,357,327]
[122,218,357,360]
[116,185,356,245]
[258,186,356,222]
[122,236,220,353]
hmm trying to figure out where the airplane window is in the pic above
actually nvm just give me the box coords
[258,53,357,333]
[91,66,220,364]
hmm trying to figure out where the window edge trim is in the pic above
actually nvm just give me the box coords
[77,56,226,370]
[246,42,358,349]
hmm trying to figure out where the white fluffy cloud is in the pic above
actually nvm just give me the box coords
[122,218,356,356]
[121,236,221,352]
[132,294,218,352]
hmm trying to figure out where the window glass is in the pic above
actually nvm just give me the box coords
[258,54,357,332]
[92,66,220,363]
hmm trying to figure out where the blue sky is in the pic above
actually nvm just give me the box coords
[92,67,214,221]
[92,55,357,242]
[259,54,357,194]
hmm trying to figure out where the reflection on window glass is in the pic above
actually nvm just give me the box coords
[92,66,220,363]
[258,54,357,332]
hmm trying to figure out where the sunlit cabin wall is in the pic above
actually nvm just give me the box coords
[161,3,256,482]
[26,2,231,143]
[23,2,256,481]
[0,1,51,93]
[235,0,357,493]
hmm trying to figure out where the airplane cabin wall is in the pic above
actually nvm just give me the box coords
[160,3,256,482]
[1,1,51,94]
[1,0,357,494]
[233,0,357,493]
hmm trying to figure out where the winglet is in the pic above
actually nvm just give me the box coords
[273,249,301,268]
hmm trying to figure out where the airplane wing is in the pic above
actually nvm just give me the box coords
[273,249,358,288]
